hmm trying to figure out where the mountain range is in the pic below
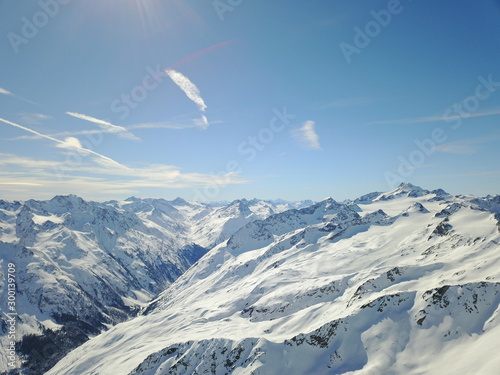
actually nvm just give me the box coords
[1,184,499,374]
[0,195,308,374]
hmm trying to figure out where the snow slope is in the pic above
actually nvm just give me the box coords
[47,184,500,375]
[0,195,295,374]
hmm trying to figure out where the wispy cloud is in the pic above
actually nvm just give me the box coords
[196,115,209,129]
[419,170,500,179]
[0,88,12,96]
[128,117,218,131]
[0,182,42,187]
[434,143,476,155]
[371,107,500,125]
[434,133,500,155]
[19,112,52,125]
[0,153,248,200]
[56,136,85,151]
[7,129,106,142]
[165,70,207,112]
[0,87,39,105]
[0,117,125,168]
[293,120,321,150]
[127,122,195,130]
[65,112,140,141]
[9,116,223,141]
[165,69,209,127]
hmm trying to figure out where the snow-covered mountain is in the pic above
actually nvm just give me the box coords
[44,184,500,375]
[0,195,298,374]
[186,198,310,248]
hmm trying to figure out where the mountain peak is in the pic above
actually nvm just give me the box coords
[396,182,424,191]
[125,196,141,202]
[402,202,430,216]
[430,188,449,196]
[354,191,383,204]
[376,182,429,201]
[266,198,289,205]
[47,194,88,212]
[171,197,189,206]
[51,193,84,201]
[226,199,253,216]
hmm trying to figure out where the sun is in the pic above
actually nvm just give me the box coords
[72,0,207,42]
[109,0,206,36]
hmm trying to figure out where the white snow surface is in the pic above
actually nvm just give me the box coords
[45,184,500,375]
[0,195,301,373]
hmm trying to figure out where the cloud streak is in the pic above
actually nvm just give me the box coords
[19,112,52,125]
[293,120,321,150]
[197,115,209,129]
[166,69,209,127]
[128,117,214,131]
[0,117,125,168]
[165,70,207,112]
[434,133,500,155]
[434,143,476,155]
[65,112,140,141]
[0,88,12,96]
[0,152,248,200]
[0,87,39,105]
[371,107,500,125]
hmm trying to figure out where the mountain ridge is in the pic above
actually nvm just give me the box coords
[0,195,311,374]
[40,184,500,375]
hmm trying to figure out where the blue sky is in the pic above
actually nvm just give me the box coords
[1,0,499,202]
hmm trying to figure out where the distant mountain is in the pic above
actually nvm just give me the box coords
[0,196,296,374]
[44,185,500,375]
[374,182,450,202]
[188,198,299,248]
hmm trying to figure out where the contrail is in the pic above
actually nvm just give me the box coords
[0,117,125,168]
[66,112,140,141]
[166,69,207,113]
[0,87,40,106]
[138,39,237,129]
